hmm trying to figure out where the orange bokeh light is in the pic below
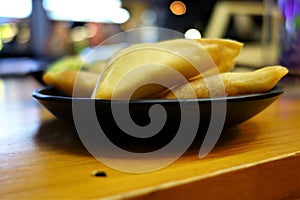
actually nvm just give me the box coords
[170,1,186,15]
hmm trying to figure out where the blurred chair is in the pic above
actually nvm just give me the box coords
[204,1,280,67]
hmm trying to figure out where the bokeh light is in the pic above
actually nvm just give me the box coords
[184,28,201,39]
[170,1,186,16]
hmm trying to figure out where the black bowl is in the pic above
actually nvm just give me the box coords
[33,85,283,128]
[33,86,283,151]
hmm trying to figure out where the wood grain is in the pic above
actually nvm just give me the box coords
[0,76,299,199]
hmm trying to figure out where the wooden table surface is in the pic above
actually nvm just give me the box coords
[0,75,300,199]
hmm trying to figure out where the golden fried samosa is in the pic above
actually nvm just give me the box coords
[43,70,98,97]
[163,66,288,99]
[195,38,243,74]
[94,38,242,100]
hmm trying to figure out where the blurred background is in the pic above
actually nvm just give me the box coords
[0,0,277,75]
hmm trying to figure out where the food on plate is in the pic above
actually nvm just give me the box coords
[45,55,106,74]
[42,38,288,100]
[94,38,243,99]
[161,66,288,99]
[194,38,243,77]
[43,70,98,97]
[45,55,83,72]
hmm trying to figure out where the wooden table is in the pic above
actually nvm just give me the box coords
[1,75,300,199]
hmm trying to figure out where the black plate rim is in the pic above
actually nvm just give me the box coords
[32,85,284,104]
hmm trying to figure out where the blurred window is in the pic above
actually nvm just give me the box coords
[0,0,32,19]
[42,0,129,24]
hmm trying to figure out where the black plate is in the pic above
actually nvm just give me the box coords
[32,86,283,134]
